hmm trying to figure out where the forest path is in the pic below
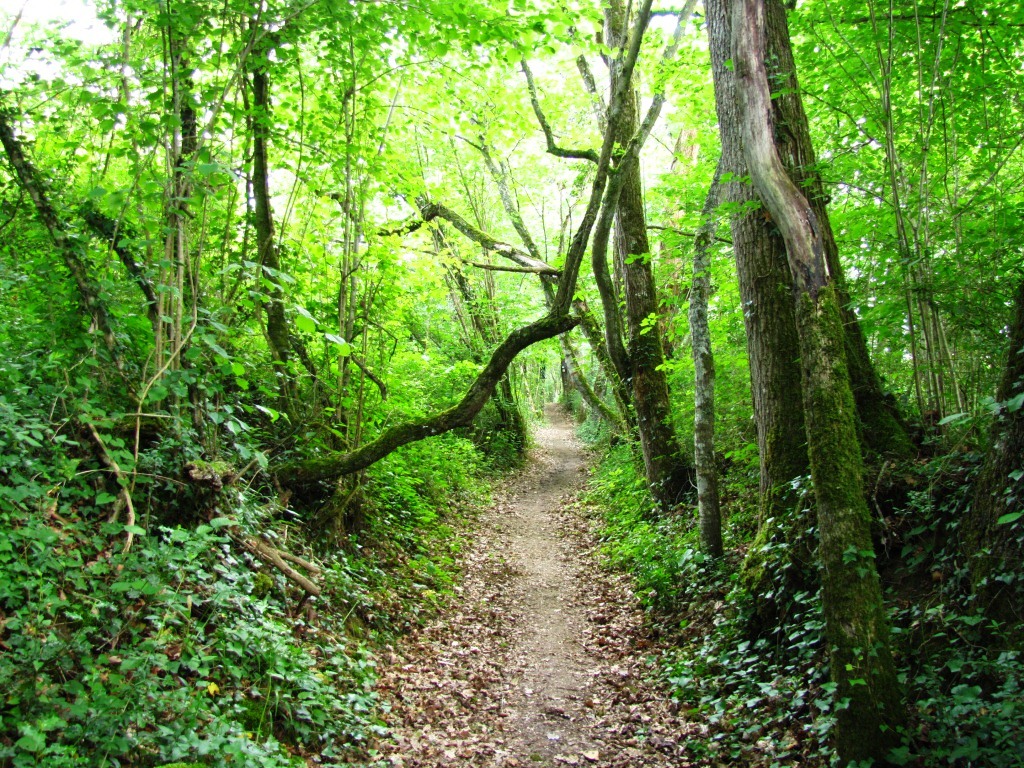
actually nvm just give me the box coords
[367,405,702,767]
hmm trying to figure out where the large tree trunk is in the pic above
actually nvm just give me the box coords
[963,279,1024,627]
[707,0,813,613]
[761,0,912,459]
[733,0,905,762]
[605,0,694,510]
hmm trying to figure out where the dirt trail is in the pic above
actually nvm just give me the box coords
[497,406,596,760]
[369,406,701,767]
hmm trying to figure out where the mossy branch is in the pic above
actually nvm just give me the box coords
[277,311,579,487]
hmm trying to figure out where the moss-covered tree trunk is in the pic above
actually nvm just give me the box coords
[605,0,694,510]
[760,0,912,459]
[732,0,905,761]
[707,0,814,614]
[963,279,1024,627]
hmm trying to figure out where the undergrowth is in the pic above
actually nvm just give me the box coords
[582,437,1024,767]
[0,375,493,767]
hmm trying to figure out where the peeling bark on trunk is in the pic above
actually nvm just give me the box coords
[733,0,905,760]
[761,0,912,459]
[690,161,724,557]
[964,279,1024,628]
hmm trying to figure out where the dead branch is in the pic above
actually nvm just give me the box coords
[236,535,322,596]
[463,260,559,275]
[86,423,137,553]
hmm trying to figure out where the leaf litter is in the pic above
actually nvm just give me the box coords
[358,407,709,767]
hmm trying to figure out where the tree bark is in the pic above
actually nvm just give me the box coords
[250,65,295,400]
[963,279,1024,626]
[762,0,913,458]
[707,0,813,610]
[690,161,724,557]
[604,0,694,510]
[415,199,560,276]
[733,0,905,761]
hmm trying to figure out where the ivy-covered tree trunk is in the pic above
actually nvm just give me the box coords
[732,0,905,761]
[605,0,694,510]
[963,279,1024,626]
[707,0,813,611]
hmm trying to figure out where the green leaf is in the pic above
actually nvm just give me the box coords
[294,312,317,334]
[255,404,280,422]
[325,333,352,356]
[996,511,1022,526]
[14,730,45,752]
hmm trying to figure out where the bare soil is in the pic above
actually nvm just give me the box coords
[366,405,705,767]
